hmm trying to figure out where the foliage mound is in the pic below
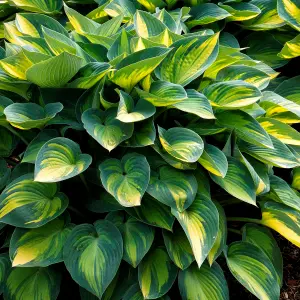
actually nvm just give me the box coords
[1,0,300,299]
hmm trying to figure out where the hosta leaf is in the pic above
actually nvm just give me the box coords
[225,241,280,300]
[292,167,300,189]
[123,283,170,300]
[125,194,175,231]
[0,253,10,295]
[63,220,123,298]
[0,173,68,228]
[158,126,204,163]
[216,110,273,148]
[111,47,171,91]
[219,2,261,21]
[261,201,300,247]
[172,194,219,268]
[278,34,300,59]
[4,266,61,300]
[136,81,187,107]
[198,143,228,177]
[187,4,231,27]
[172,89,215,119]
[107,29,132,61]
[34,137,92,183]
[242,224,283,285]
[277,0,300,31]
[4,103,63,130]
[178,262,229,300]
[155,34,219,86]
[26,52,84,88]
[116,91,155,122]
[210,157,256,205]
[9,213,74,267]
[203,80,262,109]
[147,166,197,212]
[99,153,150,207]
[274,76,300,103]
[82,108,133,151]
[9,0,63,14]
[188,120,226,136]
[259,117,300,145]
[0,158,10,191]
[138,247,177,299]
[163,224,194,270]
[105,0,136,21]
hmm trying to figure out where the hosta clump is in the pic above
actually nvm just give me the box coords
[1,0,300,299]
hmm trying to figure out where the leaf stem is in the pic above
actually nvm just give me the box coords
[227,217,262,224]
[4,125,29,145]
[228,228,242,235]
[80,173,89,192]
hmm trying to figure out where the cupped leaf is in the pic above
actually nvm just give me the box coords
[4,266,61,300]
[63,220,123,298]
[0,174,68,228]
[138,247,177,299]
[99,153,150,207]
[4,103,63,130]
[0,253,10,295]
[147,166,197,212]
[225,241,280,300]
[34,137,92,183]
[279,34,300,59]
[82,108,134,152]
[158,126,204,163]
[277,0,300,31]
[219,2,261,21]
[172,194,219,268]
[9,213,74,267]
[178,262,229,300]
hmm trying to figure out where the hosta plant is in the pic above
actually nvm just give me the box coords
[1,0,300,299]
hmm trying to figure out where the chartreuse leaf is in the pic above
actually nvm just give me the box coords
[99,153,150,207]
[172,89,215,119]
[163,224,194,270]
[4,266,61,300]
[172,194,219,268]
[242,224,283,285]
[155,34,219,86]
[278,34,300,59]
[34,137,92,183]
[138,247,177,299]
[0,174,68,228]
[219,2,261,21]
[116,91,155,123]
[208,202,227,266]
[4,103,63,130]
[210,157,256,205]
[259,117,300,145]
[136,81,187,107]
[0,158,10,190]
[147,166,197,212]
[0,253,10,295]
[198,143,228,178]
[292,167,300,189]
[261,201,300,247]
[64,220,123,298]
[216,110,273,149]
[125,194,175,231]
[111,47,171,91]
[9,213,74,267]
[123,283,170,300]
[203,80,262,109]
[225,241,280,300]
[158,126,204,163]
[9,0,63,14]
[277,0,300,31]
[82,108,133,152]
[178,262,229,300]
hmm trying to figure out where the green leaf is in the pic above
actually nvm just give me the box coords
[163,224,194,270]
[0,173,68,228]
[225,241,280,300]
[277,0,300,31]
[111,47,171,91]
[242,223,283,285]
[158,126,204,163]
[155,34,219,86]
[138,247,177,299]
[125,194,175,231]
[4,103,63,130]
[0,158,10,191]
[278,34,300,59]
[82,108,134,152]
[123,283,170,300]
[210,157,256,205]
[9,213,74,267]
[219,2,261,21]
[99,153,150,207]
[0,253,10,295]
[107,29,132,61]
[63,220,123,298]
[34,137,92,183]
[198,143,228,177]
[4,266,61,300]
[147,165,197,212]
[116,91,156,122]
[292,167,300,190]
[203,80,262,109]
[178,262,229,300]
[9,0,62,14]
[172,194,219,267]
